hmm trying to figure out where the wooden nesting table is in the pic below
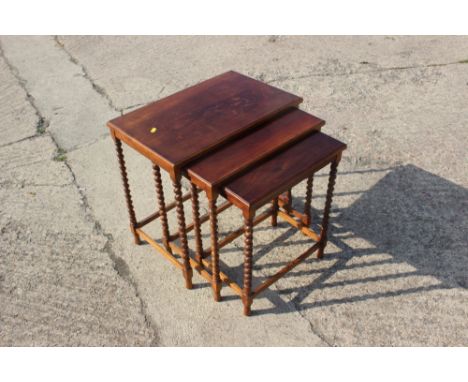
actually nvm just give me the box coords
[107,71,346,316]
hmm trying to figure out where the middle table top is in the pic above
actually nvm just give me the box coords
[186,108,324,195]
[108,71,302,176]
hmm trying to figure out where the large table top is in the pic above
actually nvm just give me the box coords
[108,71,302,178]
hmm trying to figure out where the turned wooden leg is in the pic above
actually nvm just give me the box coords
[284,188,293,213]
[115,138,141,245]
[208,196,221,301]
[190,183,204,266]
[242,214,253,316]
[173,179,193,289]
[153,164,172,253]
[271,197,278,227]
[318,159,338,259]
[303,175,314,227]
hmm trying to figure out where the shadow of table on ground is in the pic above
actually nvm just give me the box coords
[234,164,468,315]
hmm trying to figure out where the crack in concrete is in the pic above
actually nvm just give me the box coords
[0,43,50,139]
[296,308,333,346]
[98,224,161,346]
[267,59,467,84]
[53,36,123,115]
[1,38,160,346]
[48,140,161,346]
[0,180,74,188]
[228,232,332,346]
[259,264,333,346]
[57,133,110,154]
[122,102,145,112]
[0,134,42,149]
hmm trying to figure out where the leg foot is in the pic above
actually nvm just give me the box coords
[271,198,278,227]
[284,188,293,213]
[131,227,142,245]
[243,299,252,316]
[183,268,193,289]
[317,246,325,259]
[213,284,221,302]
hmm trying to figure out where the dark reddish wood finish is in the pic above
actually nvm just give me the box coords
[172,179,193,289]
[317,160,339,258]
[242,215,254,316]
[271,197,279,227]
[108,70,347,316]
[303,175,314,226]
[224,132,346,215]
[284,188,293,213]
[115,138,141,245]
[190,182,204,264]
[108,71,302,179]
[153,164,171,252]
[186,108,324,196]
[208,197,221,301]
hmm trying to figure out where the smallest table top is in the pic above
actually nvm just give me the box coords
[107,71,302,178]
[224,132,347,215]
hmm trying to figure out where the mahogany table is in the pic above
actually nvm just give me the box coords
[221,132,346,315]
[107,70,346,315]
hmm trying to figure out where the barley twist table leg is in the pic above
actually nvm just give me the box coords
[303,175,314,227]
[318,159,338,258]
[191,183,204,266]
[271,197,279,227]
[115,138,141,245]
[153,164,172,253]
[285,188,293,213]
[173,179,193,289]
[209,196,221,301]
[242,214,253,316]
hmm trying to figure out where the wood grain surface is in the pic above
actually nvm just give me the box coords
[108,71,302,177]
[186,108,324,195]
[224,132,346,214]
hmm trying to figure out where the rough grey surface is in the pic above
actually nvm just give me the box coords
[0,36,115,152]
[0,36,467,346]
[0,44,155,346]
[0,50,37,147]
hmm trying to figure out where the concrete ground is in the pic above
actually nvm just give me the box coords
[0,36,467,346]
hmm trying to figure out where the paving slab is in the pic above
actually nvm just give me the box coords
[0,52,37,147]
[0,49,155,346]
[0,135,155,345]
[0,36,116,151]
[56,36,468,112]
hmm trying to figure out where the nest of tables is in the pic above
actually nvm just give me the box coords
[108,71,346,315]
